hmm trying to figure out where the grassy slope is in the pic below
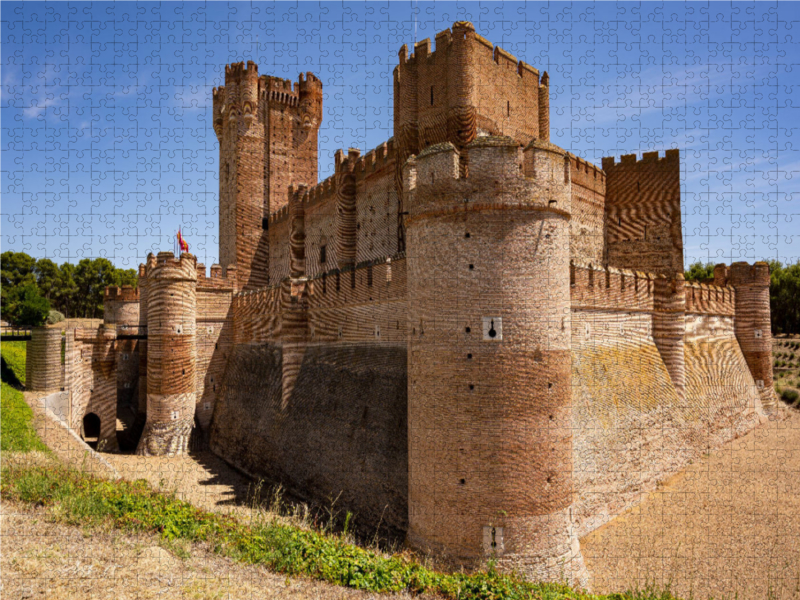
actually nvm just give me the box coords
[0,332,680,600]
[0,461,679,600]
[1,341,48,452]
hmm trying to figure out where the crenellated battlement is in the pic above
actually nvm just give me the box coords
[684,280,736,316]
[398,21,541,84]
[143,251,198,281]
[570,261,656,312]
[601,149,680,171]
[567,152,606,193]
[196,262,238,290]
[105,285,139,303]
[729,261,771,287]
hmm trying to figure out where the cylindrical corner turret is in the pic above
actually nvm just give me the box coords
[334,148,361,270]
[26,327,64,392]
[136,252,198,456]
[729,261,776,410]
[653,274,686,400]
[538,72,550,142]
[405,137,587,586]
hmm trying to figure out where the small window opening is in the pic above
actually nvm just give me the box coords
[367,265,373,287]
[507,100,510,116]
[350,270,356,289]
[467,353,472,359]
[320,244,327,264]
[465,232,471,238]
[465,326,471,334]
[336,273,341,292]
[262,217,269,230]
[459,478,466,485]
[322,273,327,294]
[469,384,475,390]
[430,86,434,105]
[469,264,474,270]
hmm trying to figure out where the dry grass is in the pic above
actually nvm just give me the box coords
[581,406,800,600]
[0,498,424,600]
[774,334,800,406]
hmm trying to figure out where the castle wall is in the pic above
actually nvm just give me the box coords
[65,327,118,451]
[602,150,683,276]
[568,155,606,265]
[103,286,141,410]
[569,264,763,537]
[209,342,408,540]
[195,267,235,431]
[268,141,399,284]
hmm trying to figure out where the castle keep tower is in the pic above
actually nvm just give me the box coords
[729,261,777,410]
[394,21,549,248]
[405,136,587,585]
[136,252,198,456]
[213,63,322,290]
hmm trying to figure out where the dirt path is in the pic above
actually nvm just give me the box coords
[0,500,421,600]
[581,407,800,600]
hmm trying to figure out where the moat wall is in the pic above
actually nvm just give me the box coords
[209,342,408,540]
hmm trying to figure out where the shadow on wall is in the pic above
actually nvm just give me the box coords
[209,342,409,542]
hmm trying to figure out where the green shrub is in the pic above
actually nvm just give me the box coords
[3,284,50,326]
[46,310,64,325]
[781,389,799,404]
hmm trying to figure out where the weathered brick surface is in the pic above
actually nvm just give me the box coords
[137,252,197,456]
[64,327,118,451]
[104,286,141,409]
[214,64,321,290]
[729,261,777,410]
[405,137,587,586]
[209,342,408,540]
[26,327,64,392]
[602,150,683,276]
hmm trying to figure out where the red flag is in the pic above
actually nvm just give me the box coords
[177,228,189,253]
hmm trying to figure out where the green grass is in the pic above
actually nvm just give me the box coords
[0,461,681,600]
[1,340,27,386]
[0,340,47,453]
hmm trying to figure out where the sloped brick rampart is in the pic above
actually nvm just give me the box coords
[209,342,408,540]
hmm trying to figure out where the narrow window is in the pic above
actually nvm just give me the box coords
[507,100,510,116]
[322,273,327,294]
[336,272,340,292]
[351,270,356,289]
[262,217,269,230]
[430,86,434,105]
[367,265,373,287]
[319,244,327,264]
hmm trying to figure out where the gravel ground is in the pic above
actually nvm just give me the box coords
[0,499,424,600]
[581,406,800,600]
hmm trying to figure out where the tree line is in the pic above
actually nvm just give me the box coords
[684,260,800,335]
[2,250,797,333]
[1,251,137,326]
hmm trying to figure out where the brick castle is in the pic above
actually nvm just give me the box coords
[27,22,775,586]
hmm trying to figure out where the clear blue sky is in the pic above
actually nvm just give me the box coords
[2,1,798,270]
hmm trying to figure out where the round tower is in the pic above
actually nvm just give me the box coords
[729,261,776,411]
[26,327,64,392]
[653,274,686,400]
[405,136,587,585]
[136,252,198,456]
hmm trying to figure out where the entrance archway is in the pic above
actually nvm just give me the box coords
[82,413,101,449]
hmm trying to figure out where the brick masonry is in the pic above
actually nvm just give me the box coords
[28,20,777,588]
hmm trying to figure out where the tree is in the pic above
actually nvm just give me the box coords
[769,260,800,334]
[684,261,715,282]
[4,284,51,327]
[1,251,37,322]
[33,258,60,301]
